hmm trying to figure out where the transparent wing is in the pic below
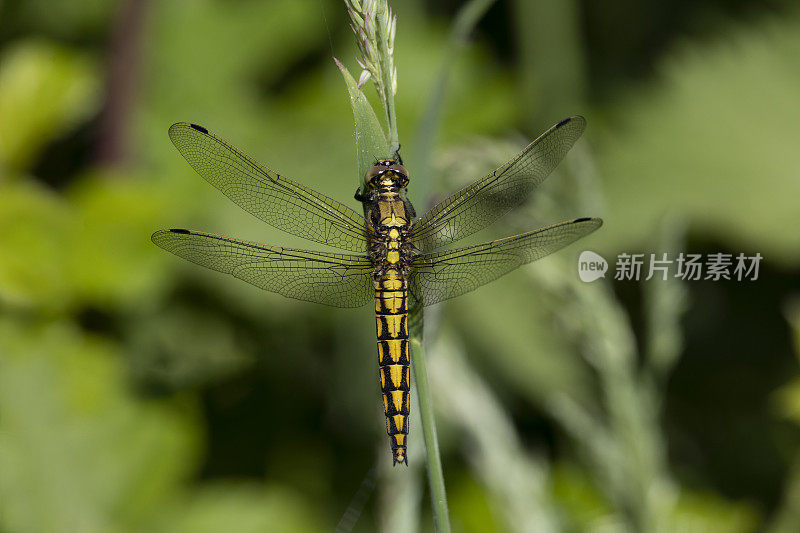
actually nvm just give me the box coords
[409,217,602,306]
[410,116,586,251]
[169,123,370,252]
[152,228,374,308]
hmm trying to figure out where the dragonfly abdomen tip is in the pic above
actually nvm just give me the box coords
[393,450,408,466]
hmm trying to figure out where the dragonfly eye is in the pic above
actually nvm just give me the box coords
[387,164,409,187]
[389,164,407,174]
[390,164,408,183]
[365,165,383,183]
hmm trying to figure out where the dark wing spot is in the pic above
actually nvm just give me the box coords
[573,217,591,223]
[169,228,191,234]
[189,123,208,134]
[556,117,572,128]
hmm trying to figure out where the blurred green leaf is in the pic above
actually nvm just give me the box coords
[8,1,116,37]
[670,490,760,533]
[775,299,800,424]
[766,455,800,533]
[551,462,614,530]
[0,320,200,533]
[65,168,173,309]
[448,473,501,533]
[128,304,254,390]
[0,180,73,309]
[153,483,323,533]
[0,40,99,173]
[0,168,174,312]
[775,378,800,425]
[552,463,760,533]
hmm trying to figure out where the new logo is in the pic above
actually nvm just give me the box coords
[578,251,608,282]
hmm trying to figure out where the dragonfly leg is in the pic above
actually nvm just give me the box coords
[354,187,368,202]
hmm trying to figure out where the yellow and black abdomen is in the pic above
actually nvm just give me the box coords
[367,174,414,466]
[375,269,411,466]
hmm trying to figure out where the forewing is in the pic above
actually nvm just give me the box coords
[152,229,374,308]
[409,217,602,306]
[410,116,586,251]
[169,123,370,252]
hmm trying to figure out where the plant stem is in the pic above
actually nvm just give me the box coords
[512,0,584,131]
[376,11,399,153]
[412,0,498,207]
[410,335,450,533]
[403,2,499,529]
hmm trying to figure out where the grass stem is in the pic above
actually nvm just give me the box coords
[410,335,450,533]
[376,11,399,152]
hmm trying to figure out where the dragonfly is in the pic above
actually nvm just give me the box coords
[152,116,602,466]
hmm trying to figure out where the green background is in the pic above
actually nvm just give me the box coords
[1,0,799,531]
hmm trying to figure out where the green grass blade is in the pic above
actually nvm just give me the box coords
[335,58,390,193]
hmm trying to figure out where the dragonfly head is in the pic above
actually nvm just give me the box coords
[365,159,409,190]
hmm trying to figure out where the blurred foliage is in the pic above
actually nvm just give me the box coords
[0,40,99,173]
[594,14,800,265]
[0,320,199,532]
[1,0,799,531]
